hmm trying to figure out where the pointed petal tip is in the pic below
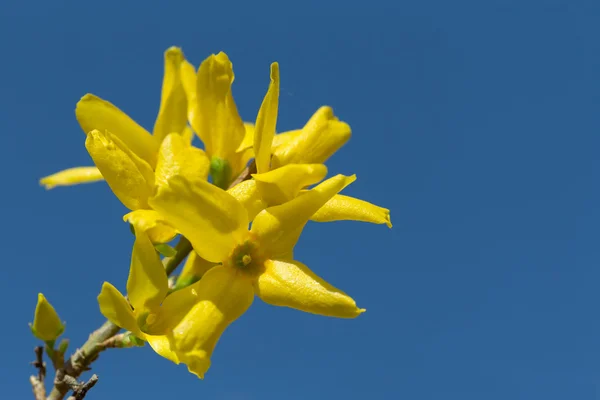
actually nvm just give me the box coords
[270,62,279,80]
[385,211,393,228]
[39,177,55,190]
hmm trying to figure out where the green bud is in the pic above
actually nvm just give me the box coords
[155,243,177,257]
[30,293,65,341]
[210,156,232,189]
[123,333,146,347]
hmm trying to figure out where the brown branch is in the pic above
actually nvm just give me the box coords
[66,374,99,400]
[229,159,256,188]
[30,346,46,400]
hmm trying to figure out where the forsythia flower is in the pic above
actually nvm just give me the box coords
[40,47,197,189]
[228,63,392,227]
[40,46,393,382]
[180,52,255,188]
[30,293,65,341]
[96,226,178,363]
[39,48,210,242]
[99,172,363,378]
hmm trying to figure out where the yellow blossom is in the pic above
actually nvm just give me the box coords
[139,172,364,378]
[181,52,254,188]
[88,130,209,242]
[97,226,178,363]
[30,293,65,341]
[39,47,205,189]
[228,63,392,228]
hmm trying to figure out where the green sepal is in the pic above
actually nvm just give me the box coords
[210,156,232,189]
[155,243,177,257]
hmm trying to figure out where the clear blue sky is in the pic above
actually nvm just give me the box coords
[1,0,599,399]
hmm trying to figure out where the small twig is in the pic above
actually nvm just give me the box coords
[30,346,46,400]
[31,346,46,380]
[67,374,98,400]
[30,376,46,400]
[229,159,256,188]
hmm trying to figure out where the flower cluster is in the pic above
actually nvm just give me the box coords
[37,47,391,378]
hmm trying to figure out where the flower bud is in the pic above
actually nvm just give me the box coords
[30,293,65,341]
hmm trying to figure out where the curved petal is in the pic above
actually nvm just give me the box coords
[272,107,351,168]
[146,266,254,379]
[192,52,245,163]
[155,133,210,187]
[76,94,160,167]
[310,194,392,227]
[146,335,179,364]
[253,163,327,205]
[97,282,141,336]
[127,226,169,312]
[123,210,178,244]
[153,47,188,142]
[254,63,279,174]
[236,122,256,152]
[39,167,104,189]
[251,174,355,258]
[149,174,248,263]
[85,130,155,210]
[272,129,302,150]
[227,179,267,222]
[255,259,364,318]
[178,251,218,282]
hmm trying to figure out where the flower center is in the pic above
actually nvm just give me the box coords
[228,238,264,276]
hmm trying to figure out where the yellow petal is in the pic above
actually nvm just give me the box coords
[272,107,351,168]
[236,122,256,152]
[227,179,267,222]
[155,133,210,187]
[253,163,327,205]
[76,94,160,167]
[123,210,178,244]
[149,174,248,263]
[310,194,392,227]
[85,130,154,210]
[254,63,279,174]
[181,59,199,138]
[193,53,245,167]
[126,226,169,312]
[30,293,64,341]
[39,167,104,189]
[251,174,355,258]
[178,251,217,282]
[181,125,195,145]
[153,47,188,142]
[97,282,142,336]
[272,129,302,150]
[255,259,364,318]
[146,335,179,364]
[146,266,254,379]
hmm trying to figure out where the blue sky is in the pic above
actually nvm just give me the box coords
[1,0,599,399]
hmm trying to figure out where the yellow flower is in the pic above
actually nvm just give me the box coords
[181,52,254,188]
[229,63,392,228]
[86,130,208,243]
[39,47,201,189]
[30,293,65,341]
[142,172,364,378]
[97,226,178,363]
